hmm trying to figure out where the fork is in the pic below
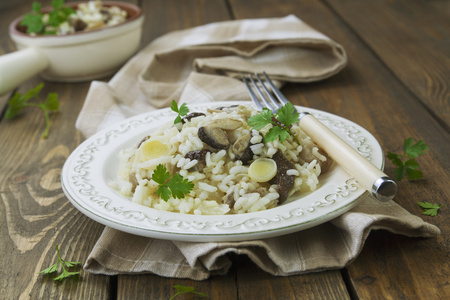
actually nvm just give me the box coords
[243,72,397,202]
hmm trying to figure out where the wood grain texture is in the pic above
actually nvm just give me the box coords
[324,0,450,130]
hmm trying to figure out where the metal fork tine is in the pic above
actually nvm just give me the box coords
[245,74,278,113]
[242,75,264,111]
[254,73,281,111]
[261,71,298,113]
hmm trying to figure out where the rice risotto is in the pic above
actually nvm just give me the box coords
[110,104,332,215]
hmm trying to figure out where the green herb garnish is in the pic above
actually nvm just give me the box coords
[5,83,60,139]
[171,100,189,124]
[151,164,194,201]
[20,0,76,35]
[417,202,444,217]
[39,244,82,282]
[248,102,300,144]
[387,137,428,181]
[170,284,208,300]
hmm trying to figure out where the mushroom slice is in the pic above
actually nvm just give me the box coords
[185,149,211,172]
[181,112,205,124]
[211,119,242,130]
[248,158,277,182]
[198,126,230,149]
[198,119,243,149]
[231,133,253,164]
[270,151,295,204]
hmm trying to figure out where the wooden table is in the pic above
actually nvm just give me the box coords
[1,0,448,299]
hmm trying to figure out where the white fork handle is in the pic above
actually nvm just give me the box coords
[299,113,397,202]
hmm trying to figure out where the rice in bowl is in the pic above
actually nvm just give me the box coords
[109,104,332,215]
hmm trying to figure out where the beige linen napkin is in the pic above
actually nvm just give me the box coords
[76,15,440,280]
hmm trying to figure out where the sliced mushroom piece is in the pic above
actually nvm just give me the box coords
[181,112,205,124]
[231,133,253,164]
[224,193,235,208]
[211,119,242,130]
[198,119,243,149]
[198,126,230,149]
[270,150,295,204]
[129,173,138,193]
[185,149,211,172]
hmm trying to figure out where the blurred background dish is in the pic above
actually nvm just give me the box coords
[0,1,143,95]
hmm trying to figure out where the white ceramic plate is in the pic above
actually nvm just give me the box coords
[62,101,384,242]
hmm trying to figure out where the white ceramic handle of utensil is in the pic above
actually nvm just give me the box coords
[0,47,49,95]
[299,113,397,202]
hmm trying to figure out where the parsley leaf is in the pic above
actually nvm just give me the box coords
[387,138,428,181]
[20,0,75,35]
[151,164,194,201]
[169,284,208,300]
[39,244,82,282]
[171,100,189,124]
[248,103,300,144]
[5,84,60,139]
[417,202,444,217]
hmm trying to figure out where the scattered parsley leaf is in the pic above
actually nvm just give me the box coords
[5,84,60,139]
[20,0,75,35]
[387,138,428,181]
[171,100,189,124]
[39,244,82,282]
[248,103,300,144]
[151,164,194,201]
[39,263,58,275]
[417,202,444,217]
[169,284,208,300]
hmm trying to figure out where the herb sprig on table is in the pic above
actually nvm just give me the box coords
[417,202,444,217]
[248,102,300,145]
[5,83,60,139]
[21,0,76,35]
[39,244,82,282]
[170,285,208,300]
[151,164,194,201]
[387,137,428,181]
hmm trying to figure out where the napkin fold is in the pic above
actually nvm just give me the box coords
[76,15,440,280]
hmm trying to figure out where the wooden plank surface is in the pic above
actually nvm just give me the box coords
[0,0,448,299]
[325,0,450,130]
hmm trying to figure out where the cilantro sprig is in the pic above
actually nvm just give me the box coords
[5,83,60,139]
[248,102,300,144]
[170,284,208,300]
[387,138,428,181]
[20,0,76,35]
[171,100,189,124]
[151,164,194,201]
[39,244,82,282]
[417,202,444,217]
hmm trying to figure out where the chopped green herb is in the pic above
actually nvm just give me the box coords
[171,100,189,124]
[248,102,300,144]
[5,83,60,139]
[417,202,444,217]
[151,164,194,201]
[39,244,82,282]
[170,284,208,300]
[20,0,76,35]
[387,138,428,181]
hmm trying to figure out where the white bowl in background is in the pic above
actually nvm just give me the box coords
[0,1,144,95]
